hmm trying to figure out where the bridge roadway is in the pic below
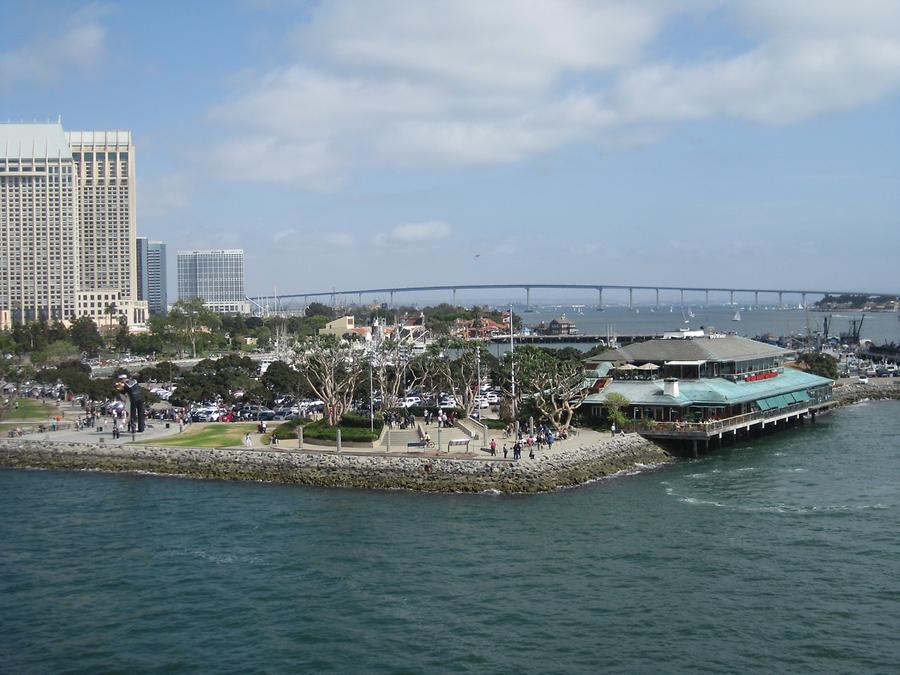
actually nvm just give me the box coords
[248,283,898,312]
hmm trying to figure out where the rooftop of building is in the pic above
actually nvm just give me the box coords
[584,367,832,407]
[65,130,132,146]
[177,249,244,256]
[0,122,72,160]
[585,334,789,367]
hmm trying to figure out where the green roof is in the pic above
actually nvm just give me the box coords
[584,368,831,408]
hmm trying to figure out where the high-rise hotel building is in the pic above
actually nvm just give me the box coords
[177,249,249,314]
[0,123,80,323]
[0,122,147,327]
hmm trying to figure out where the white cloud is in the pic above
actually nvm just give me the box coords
[374,221,452,246]
[322,232,356,247]
[0,11,107,92]
[209,0,900,188]
[139,172,191,219]
[271,228,298,243]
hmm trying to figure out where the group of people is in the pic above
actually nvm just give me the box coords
[383,410,416,429]
[424,409,456,428]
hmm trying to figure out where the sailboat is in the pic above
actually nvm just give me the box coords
[733,308,742,322]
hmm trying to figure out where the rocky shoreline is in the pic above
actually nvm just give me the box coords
[0,434,670,494]
[832,380,900,407]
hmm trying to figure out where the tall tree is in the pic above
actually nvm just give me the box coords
[418,337,484,416]
[168,298,221,358]
[69,316,104,357]
[505,345,587,429]
[293,336,365,426]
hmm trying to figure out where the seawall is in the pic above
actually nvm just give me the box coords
[0,435,669,494]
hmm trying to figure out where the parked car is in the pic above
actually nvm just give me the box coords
[858,375,869,384]
[400,395,421,408]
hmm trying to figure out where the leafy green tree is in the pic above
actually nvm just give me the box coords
[255,325,272,349]
[305,302,335,319]
[113,324,132,353]
[31,339,81,368]
[797,353,839,380]
[261,360,303,400]
[69,317,104,357]
[169,298,222,358]
[604,392,630,429]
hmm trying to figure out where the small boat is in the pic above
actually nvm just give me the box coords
[733,309,742,321]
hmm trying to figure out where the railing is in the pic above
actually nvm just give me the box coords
[644,401,824,434]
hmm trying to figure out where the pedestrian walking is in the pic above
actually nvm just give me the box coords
[490,438,497,456]
[244,433,252,447]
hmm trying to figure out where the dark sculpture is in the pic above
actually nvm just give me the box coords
[116,374,146,432]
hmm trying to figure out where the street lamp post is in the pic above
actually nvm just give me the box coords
[369,356,374,433]
[509,303,516,424]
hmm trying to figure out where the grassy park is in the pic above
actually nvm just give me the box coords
[146,422,274,448]
[2,399,61,421]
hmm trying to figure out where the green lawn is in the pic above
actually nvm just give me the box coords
[1,399,60,421]
[147,422,274,448]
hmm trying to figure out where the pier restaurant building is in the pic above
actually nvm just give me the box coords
[581,332,833,451]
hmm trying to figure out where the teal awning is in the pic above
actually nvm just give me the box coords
[757,393,801,410]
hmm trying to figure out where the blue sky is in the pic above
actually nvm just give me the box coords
[2,0,899,300]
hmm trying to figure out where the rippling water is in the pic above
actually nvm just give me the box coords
[2,402,898,673]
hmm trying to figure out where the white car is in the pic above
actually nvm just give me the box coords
[401,396,421,408]
[858,375,869,384]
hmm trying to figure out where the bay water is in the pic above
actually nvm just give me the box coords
[1,401,898,673]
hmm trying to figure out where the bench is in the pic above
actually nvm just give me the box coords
[448,438,470,452]
[407,441,427,449]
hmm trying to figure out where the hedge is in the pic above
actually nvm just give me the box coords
[271,412,383,442]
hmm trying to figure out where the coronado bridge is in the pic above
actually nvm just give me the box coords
[247,283,898,314]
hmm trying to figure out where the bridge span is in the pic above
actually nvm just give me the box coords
[248,283,897,313]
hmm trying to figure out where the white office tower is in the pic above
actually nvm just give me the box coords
[0,122,148,327]
[66,130,147,326]
[0,123,80,323]
[177,249,249,313]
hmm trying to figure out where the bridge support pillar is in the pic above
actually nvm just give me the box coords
[629,287,633,310]
[680,289,684,307]
[754,290,759,308]
[390,290,394,308]
[705,289,709,305]
[597,287,603,310]
[452,288,457,306]
[730,289,735,306]
[801,292,807,308]
[358,292,362,305]
[778,291,783,306]
[655,288,659,308]
[526,287,531,312]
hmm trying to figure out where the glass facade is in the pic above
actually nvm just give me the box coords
[177,249,247,313]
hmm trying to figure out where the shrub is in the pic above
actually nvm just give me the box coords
[302,419,380,442]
